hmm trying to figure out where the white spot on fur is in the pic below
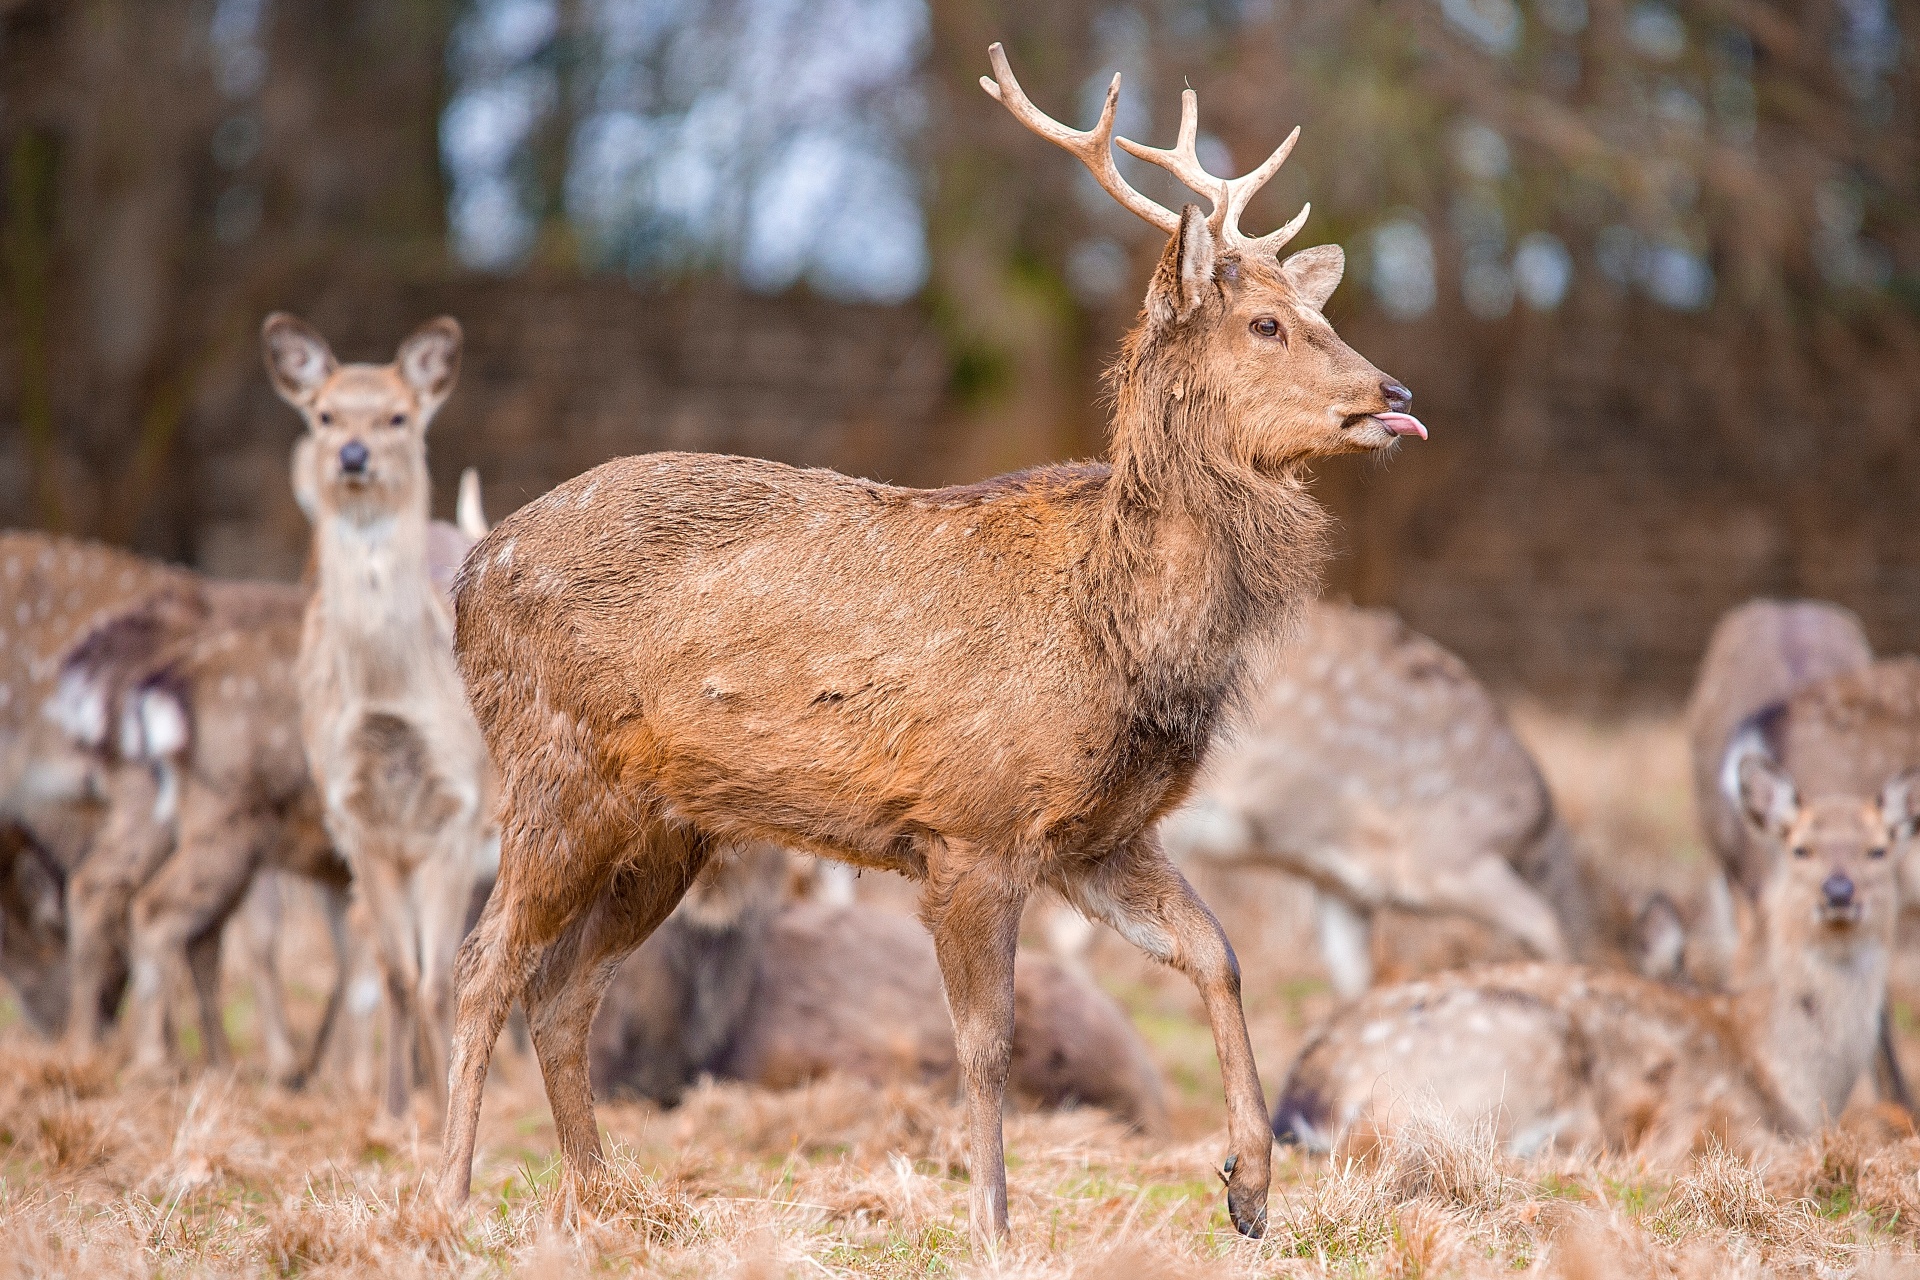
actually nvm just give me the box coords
[495,539,515,568]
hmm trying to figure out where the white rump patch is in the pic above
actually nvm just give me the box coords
[137,690,191,760]
[46,669,109,748]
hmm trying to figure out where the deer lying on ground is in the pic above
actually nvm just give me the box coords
[437,43,1426,1240]
[1159,601,1590,996]
[0,532,196,1031]
[1273,662,1920,1159]
[590,844,1166,1130]
[264,313,491,1131]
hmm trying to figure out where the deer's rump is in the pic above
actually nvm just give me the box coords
[455,453,1197,864]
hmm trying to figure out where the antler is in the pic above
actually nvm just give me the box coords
[980,42,1310,255]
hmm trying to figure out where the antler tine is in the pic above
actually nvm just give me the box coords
[1118,92,1312,255]
[1115,89,1228,218]
[981,42,1180,235]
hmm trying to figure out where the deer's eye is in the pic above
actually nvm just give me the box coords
[318,412,333,425]
[1251,317,1285,341]
[388,413,407,427]
[1791,845,1811,859]
[1870,847,1889,860]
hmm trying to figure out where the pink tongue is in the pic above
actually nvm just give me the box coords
[1376,412,1428,440]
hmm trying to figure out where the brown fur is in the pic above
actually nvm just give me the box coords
[1162,601,1590,996]
[265,313,492,1129]
[436,85,1421,1238]
[1276,665,1920,1159]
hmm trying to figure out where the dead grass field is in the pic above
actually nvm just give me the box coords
[4,708,1920,1278]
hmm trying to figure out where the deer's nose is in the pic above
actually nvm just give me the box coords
[339,440,370,474]
[1382,381,1413,413]
[1822,873,1856,910]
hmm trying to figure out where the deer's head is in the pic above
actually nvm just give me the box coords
[1732,748,1919,953]
[262,313,462,525]
[982,45,1423,470]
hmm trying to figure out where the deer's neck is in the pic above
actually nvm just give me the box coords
[312,495,446,649]
[1089,363,1329,730]
[1740,925,1889,1131]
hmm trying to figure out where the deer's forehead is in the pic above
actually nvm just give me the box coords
[317,366,411,411]
[1788,798,1885,844]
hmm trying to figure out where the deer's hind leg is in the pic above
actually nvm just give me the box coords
[1057,837,1270,1238]
[522,824,709,1202]
[920,848,1028,1245]
[437,806,703,1208]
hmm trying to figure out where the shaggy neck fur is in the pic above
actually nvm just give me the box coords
[1087,328,1330,734]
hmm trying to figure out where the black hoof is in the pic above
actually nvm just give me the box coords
[1226,1175,1267,1239]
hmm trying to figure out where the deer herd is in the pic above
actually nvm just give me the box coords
[0,42,1915,1248]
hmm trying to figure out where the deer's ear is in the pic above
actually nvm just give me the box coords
[1882,770,1920,844]
[395,317,463,419]
[1148,204,1218,325]
[1282,244,1345,313]
[1735,752,1799,839]
[262,313,336,409]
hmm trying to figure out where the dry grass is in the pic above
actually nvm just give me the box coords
[3,708,1920,1276]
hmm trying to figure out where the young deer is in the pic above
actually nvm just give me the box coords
[437,44,1424,1240]
[263,314,491,1129]
[1274,666,1920,1159]
[1160,601,1589,996]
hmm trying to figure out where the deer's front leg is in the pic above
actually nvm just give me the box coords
[1061,838,1270,1237]
[922,858,1027,1245]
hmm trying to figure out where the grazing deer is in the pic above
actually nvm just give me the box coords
[590,845,1167,1131]
[263,313,491,1130]
[1274,663,1920,1159]
[437,44,1425,1240]
[1160,602,1589,996]
[0,532,195,1032]
[52,581,355,1085]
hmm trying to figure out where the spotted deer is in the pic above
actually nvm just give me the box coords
[1273,661,1920,1159]
[52,580,354,1085]
[1680,600,1915,1108]
[1160,601,1591,996]
[263,313,491,1130]
[437,44,1426,1241]
[0,532,198,1033]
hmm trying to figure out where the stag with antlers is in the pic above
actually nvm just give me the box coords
[436,43,1424,1241]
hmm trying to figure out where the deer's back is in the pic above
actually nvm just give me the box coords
[0,533,194,851]
[1276,963,1777,1158]
[455,454,1159,862]
[1203,603,1553,871]
[1685,601,1872,892]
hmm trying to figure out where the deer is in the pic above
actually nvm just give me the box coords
[1680,600,1915,1109]
[0,531,197,1033]
[1158,601,1592,997]
[1272,660,1920,1161]
[435,42,1426,1241]
[262,312,492,1133]
[52,580,355,1085]
[589,844,1167,1131]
